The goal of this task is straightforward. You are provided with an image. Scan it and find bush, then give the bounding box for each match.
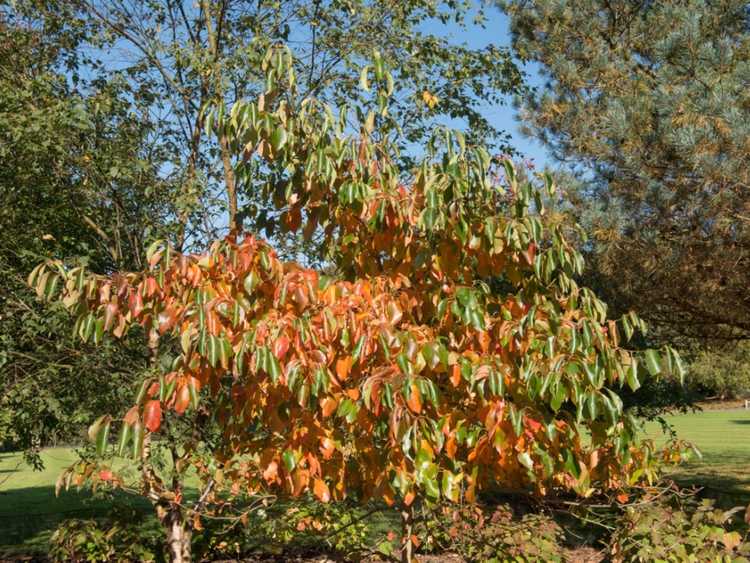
[49,516,161,562]
[192,498,373,561]
[609,496,750,562]
[416,503,564,562]
[688,342,750,400]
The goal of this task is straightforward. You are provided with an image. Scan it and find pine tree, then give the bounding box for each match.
[501,0,750,342]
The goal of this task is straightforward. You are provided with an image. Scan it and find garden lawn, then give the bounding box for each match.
[647,408,750,506]
[0,447,154,556]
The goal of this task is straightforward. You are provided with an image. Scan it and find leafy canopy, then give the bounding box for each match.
[33,48,686,511]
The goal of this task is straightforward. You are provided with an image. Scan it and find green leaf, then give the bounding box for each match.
[352,335,365,362]
[116,423,132,457]
[359,65,370,91]
[132,421,144,460]
[95,418,110,456]
[243,271,260,294]
[644,349,662,376]
[88,415,106,443]
[626,360,640,392]
[270,126,287,151]
[282,450,297,472]
[517,452,534,470]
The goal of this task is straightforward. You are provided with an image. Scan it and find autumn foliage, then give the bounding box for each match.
[30,49,684,516]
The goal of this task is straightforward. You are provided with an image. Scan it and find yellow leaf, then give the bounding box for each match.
[421,90,439,109]
[723,531,741,551]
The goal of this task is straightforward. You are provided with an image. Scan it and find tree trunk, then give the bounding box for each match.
[401,503,415,563]
[201,0,239,234]
[164,504,192,563]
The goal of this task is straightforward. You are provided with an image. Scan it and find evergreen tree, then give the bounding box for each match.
[501,0,750,342]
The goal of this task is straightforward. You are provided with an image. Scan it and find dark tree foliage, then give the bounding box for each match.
[0,5,173,465]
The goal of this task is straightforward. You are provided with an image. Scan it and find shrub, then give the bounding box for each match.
[49,516,161,562]
[688,342,750,400]
[416,503,564,562]
[609,497,750,562]
[193,499,372,560]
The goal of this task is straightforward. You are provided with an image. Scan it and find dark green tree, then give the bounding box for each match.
[501,0,750,342]
[0,4,175,465]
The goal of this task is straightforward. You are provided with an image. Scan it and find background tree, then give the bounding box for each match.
[0,3,176,465]
[72,0,525,256]
[688,342,750,400]
[500,0,750,343]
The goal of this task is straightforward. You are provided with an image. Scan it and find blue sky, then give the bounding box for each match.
[421,7,552,168]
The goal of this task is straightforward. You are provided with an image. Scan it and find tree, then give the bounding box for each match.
[34,51,685,563]
[0,3,176,465]
[501,0,750,342]
[2,0,528,465]
[72,0,525,254]
[688,341,750,400]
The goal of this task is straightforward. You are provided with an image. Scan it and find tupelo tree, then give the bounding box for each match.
[31,49,686,563]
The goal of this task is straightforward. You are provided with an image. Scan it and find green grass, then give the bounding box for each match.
[0,447,152,556]
[647,408,750,506]
[2,408,749,556]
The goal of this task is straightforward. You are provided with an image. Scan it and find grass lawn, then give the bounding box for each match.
[0,447,152,556]
[1,408,749,556]
[647,407,750,506]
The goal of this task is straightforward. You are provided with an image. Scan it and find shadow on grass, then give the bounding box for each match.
[0,485,152,556]
[663,460,750,509]
[731,419,750,425]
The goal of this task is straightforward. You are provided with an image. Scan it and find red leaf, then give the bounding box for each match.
[272,335,290,359]
[128,290,144,318]
[143,400,162,433]
[103,303,118,332]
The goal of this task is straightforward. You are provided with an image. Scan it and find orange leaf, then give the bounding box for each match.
[321,397,338,418]
[123,406,139,426]
[335,356,353,381]
[450,364,461,387]
[406,383,422,414]
[386,301,402,325]
[346,388,360,401]
[263,461,279,483]
[319,438,335,460]
[174,384,190,414]
[143,400,162,433]
[313,479,331,503]
[404,491,415,506]
[446,435,457,459]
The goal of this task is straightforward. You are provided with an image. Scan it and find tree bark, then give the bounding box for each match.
[201,0,239,234]
[164,504,192,563]
[400,503,415,563]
